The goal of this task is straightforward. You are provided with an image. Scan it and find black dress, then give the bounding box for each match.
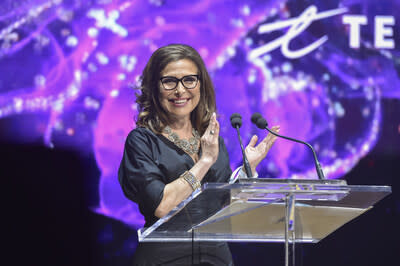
[119,127,234,266]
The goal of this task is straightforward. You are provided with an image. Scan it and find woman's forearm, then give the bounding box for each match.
[154,157,214,218]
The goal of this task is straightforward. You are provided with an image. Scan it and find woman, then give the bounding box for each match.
[119,44,279,265]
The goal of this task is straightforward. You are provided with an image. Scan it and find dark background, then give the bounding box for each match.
[2,99,399,266]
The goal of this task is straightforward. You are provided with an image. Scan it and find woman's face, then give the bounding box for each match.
[159,59,201,122]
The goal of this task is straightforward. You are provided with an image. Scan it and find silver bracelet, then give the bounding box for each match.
[181,170,201,191]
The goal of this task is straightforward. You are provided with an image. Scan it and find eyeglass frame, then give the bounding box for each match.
[159,74,200,90]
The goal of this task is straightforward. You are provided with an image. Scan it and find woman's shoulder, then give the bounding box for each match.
[128,126,154,136]
[126,127,159,145]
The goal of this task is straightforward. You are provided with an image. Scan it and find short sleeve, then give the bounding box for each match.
[118,129,165,219]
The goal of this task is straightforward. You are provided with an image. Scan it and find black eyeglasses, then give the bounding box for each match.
[160,75,199,90]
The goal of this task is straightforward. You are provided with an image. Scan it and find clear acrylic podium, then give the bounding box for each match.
[137,178,391,266]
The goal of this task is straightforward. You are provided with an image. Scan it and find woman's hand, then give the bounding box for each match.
[199,113,220,166]
[245,125,280,175]
[155,113,220,218]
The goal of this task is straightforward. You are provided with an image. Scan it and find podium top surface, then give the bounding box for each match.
[138,179,391,243]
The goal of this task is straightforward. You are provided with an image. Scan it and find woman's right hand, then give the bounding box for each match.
[199,112,220,165]
[155,113,219,218]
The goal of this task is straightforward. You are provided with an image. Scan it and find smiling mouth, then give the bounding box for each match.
[169,98,190,104]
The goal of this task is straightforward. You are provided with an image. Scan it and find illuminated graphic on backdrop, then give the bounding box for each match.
[1,0,399,226]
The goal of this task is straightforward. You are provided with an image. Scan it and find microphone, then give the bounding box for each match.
[251,113,326,180]
[230,113,253,177]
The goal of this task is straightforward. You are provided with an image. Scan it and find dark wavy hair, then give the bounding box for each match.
[135,44,216,135]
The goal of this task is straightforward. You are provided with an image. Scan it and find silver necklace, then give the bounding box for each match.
[164,126,200,155]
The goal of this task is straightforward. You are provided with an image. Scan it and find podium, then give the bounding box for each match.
[137,179,391,265]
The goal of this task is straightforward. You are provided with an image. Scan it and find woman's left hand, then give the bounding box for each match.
[245,125,280,175]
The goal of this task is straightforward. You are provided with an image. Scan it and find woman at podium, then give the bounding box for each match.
[118,44,279,265]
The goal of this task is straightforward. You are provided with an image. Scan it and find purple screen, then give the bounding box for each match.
[1,0,399,227]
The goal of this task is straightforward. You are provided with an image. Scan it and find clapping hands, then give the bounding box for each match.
[245,125,280,174]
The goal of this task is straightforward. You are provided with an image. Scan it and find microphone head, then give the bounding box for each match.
[251,112,262,124]
[230,113,242,128]
[230,113,241,121]
[255,117,268,129]
[251,113,268,129]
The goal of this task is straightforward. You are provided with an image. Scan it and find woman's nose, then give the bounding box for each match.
[174,82,186,95]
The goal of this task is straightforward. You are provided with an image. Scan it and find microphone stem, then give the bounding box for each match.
[236,126,253,177]
[264,127,325,180]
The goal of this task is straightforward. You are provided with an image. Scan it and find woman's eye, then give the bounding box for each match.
[163,78,176,84]
[183,77,195,83]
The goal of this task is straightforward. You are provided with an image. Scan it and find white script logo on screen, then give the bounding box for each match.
[248,5,396,60]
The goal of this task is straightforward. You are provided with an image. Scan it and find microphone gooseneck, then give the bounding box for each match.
[251,112,325,180]
[230,113,253,178]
